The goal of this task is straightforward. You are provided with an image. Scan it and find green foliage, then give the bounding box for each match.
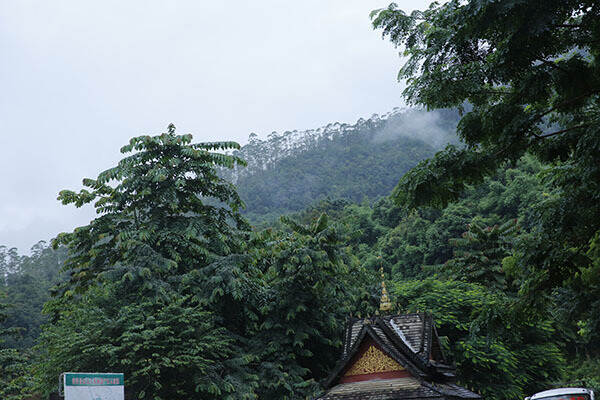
[0,242,65,399]
[34,125,373,400]
[391,279,564,400]
[372,0,600,388]
[2,133,594,399]
[0,295,33,399]
[0,242,67,349]
[391,145,499,209]
[37,125,257,399]
[564,356,600,392]
[265,157,583,398]
[0,246,22,283]
[444,219,519,291]
[52,124,247,296]
[38,289,253,399]
[374,158,542,279]
[372,0,600,302]
[248,214,373,399]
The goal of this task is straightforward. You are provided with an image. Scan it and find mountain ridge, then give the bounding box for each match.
[226,107,460,217]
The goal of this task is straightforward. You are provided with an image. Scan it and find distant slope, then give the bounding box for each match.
[227,108,459,217]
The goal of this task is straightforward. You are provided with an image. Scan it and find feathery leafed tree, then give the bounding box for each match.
[372,0,600,355]
[36,125,259,399]
[445,219,519,291]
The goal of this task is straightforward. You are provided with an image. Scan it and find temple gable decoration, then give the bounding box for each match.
[344,343,404,377]
[316,270,482,399]
[338,336,410,384]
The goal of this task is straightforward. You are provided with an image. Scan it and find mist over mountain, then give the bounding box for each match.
[226,108,460,218]
[373,107,459,147]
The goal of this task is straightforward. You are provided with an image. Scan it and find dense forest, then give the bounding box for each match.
[225,108,459,219]
[1,0,599,399]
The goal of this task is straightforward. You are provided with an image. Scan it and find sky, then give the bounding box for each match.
[0,0,431,253]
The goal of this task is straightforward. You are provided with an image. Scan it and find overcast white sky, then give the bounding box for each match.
[0,0,430,253]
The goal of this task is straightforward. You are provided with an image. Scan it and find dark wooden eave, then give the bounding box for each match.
[379,317,456,380]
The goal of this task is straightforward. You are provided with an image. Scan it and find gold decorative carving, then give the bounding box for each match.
[344,345,405,376]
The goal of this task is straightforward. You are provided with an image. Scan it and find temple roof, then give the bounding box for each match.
[343,313,443,363]
[319,377,481,400]
[316,313,481,400]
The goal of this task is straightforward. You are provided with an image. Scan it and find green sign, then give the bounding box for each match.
[65,373,123,386]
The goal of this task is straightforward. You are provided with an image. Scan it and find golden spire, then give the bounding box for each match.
[379,265,392,313]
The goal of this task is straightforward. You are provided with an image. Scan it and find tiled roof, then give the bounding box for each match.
[345,313,443,365]
[371,324,396,352]
[385,314,426,354]
[343,318,366,358]
[319,377,441,400]
[424,382,482,399]
[318,378,481,400]
[325,323,426,389]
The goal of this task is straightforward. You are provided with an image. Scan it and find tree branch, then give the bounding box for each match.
[555,24,581,28]
[534,124,591,139]
[532,88,600,122]
[468,89,513,96]
[539,59,570,74]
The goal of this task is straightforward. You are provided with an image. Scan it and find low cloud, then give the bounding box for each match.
[373,108,459,148]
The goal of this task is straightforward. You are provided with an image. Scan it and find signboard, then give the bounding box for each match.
[63,373,124,400]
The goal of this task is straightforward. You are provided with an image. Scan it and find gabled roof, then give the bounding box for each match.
[344,314,438,360]
[325,321,426,388]
[316,313,481,400]
[334,313,453,384]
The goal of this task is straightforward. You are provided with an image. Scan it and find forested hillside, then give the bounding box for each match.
[0,243,66,349]
[227,108,459,218]
[3,151,598,399]
[270,156,582,397]
[1,0,599,399]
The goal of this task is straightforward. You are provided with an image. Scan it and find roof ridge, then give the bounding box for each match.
[375,317,431,373]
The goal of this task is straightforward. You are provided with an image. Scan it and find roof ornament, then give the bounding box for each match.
[379,259,392,313]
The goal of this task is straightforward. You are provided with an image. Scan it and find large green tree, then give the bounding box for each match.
[36,125,258,399]
[372,0,600,346]
[444,219,518,291]
[247,213,373,399]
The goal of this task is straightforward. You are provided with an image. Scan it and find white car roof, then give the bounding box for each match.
[531,388,592,400]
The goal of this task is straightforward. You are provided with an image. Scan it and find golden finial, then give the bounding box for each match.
[379,265,392,313]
